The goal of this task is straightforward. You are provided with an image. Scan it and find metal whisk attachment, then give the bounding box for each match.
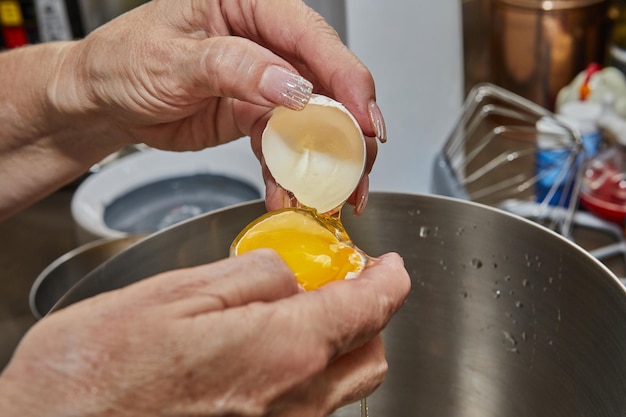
[432,83,583,237]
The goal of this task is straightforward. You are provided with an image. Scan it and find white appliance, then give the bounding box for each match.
[72,142,265,243]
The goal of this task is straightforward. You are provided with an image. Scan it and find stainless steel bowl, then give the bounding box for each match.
[50,193,626,416]
[30,235,145,319]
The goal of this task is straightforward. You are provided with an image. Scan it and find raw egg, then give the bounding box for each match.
[231,208,365,290]
[230,94,368,290]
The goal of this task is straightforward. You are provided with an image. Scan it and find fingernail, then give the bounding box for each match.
[380,252,405,266]
[260,66,313,110]
[353,176,369,216]
[368,100,387,143]
[354,191,368,216]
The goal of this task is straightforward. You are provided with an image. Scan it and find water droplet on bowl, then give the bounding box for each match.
[503,331,517,346]
[471,258,483,269]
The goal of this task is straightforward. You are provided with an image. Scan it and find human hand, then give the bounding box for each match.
[51,0,385,213]
[0,250,410,417]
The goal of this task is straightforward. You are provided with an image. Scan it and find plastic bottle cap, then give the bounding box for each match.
[558,100,602,136]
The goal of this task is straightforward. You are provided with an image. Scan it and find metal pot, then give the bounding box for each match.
[493,0,612,110]
[463,0,612,110]
[50,193,626,416]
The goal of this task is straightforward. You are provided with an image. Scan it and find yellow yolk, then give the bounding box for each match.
[231,208,364,290]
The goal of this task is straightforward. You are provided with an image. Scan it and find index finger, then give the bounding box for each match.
[223,0,379,138]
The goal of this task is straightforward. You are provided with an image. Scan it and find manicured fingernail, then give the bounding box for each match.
[368,100,387,143]
[260,66,313,110]
[354,191,368,216]
[353,176,369,216]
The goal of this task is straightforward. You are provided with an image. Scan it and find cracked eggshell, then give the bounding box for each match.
[262,94,367,214]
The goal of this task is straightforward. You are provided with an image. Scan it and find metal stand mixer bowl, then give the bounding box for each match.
[50,193,626,416]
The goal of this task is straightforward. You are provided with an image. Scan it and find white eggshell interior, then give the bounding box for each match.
[262,95,366,213]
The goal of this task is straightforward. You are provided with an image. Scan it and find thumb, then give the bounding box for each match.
[197,37,313,110]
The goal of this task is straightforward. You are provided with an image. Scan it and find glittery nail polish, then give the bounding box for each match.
[260,66,313,110]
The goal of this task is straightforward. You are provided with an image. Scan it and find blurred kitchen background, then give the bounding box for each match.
[3,1,626,192]
[0,0,464,194]
[2,0,626,369]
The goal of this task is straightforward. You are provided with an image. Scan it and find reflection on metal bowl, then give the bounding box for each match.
[48,192,626,416]
[29,235,146,320]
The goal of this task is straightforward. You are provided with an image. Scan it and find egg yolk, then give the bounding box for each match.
[231,208,364,290]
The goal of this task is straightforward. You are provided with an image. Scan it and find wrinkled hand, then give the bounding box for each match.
[52,0,384,212]
[0,250,410,417]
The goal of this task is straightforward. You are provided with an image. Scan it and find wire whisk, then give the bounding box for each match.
[432,83,584,238]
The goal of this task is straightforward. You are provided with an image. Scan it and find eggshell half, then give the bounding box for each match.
[262,94,366,213]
